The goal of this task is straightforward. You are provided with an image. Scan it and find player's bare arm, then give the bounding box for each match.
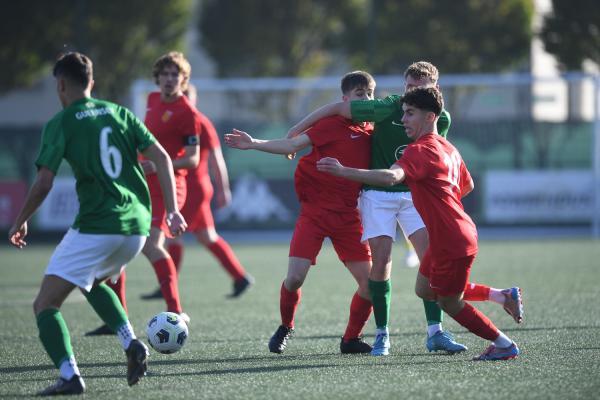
[225,129,312,155]
[142,143,187,236]
[317,157,405,187]
[208,147,232,208]
[172,143,200,170]
[286,101,351,139]
[8,167,55,248]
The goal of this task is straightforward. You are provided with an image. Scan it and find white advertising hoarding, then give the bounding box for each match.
[484,170,594,223]
[37,177,78,230]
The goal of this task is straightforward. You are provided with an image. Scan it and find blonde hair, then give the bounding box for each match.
[404,61,439,85]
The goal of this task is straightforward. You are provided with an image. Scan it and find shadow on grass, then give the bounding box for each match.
[204,330,432,343]
[0,349,467,384]
[81,356,467,381]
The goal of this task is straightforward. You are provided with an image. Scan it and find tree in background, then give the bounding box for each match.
[346,0,534,74]
[0,0,191,101]
[198,0,362,77]
[199,0,533,77]
[539,0,600,70]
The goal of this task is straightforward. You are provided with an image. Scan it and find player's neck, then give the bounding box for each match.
[414,128,438,141]
[62,91,91,108]
[161,91,183,103]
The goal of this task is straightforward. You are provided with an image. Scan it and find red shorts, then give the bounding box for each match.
[180,179,214,232]
[289,204,371,265]
[419,250,475,297]
[149,176,187,234]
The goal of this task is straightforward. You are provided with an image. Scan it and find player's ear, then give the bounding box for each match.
[56,77,66,93]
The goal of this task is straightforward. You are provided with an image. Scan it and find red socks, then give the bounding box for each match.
[167,242,184,274]
[343,293,373,341]
[207,238,246,281]
[280,282,301,328]
[152,258,182,313]
[105,271,127,314]
[463,283,491,301]
[453,303,499,341]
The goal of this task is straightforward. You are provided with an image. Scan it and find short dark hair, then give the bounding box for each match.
[401,86,444,116]
[340,71,375,95]
[53,52,93,88]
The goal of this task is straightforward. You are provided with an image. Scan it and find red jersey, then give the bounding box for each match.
[397,133,478,261]
[144,92,202,185]
[186,112,220,190]
[295,115,372,212]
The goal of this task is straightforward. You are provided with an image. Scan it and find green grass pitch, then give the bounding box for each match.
[1,238,599,399]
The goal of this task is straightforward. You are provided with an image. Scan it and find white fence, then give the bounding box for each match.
[128,73,600,235]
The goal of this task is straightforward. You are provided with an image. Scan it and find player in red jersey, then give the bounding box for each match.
[140,83,254,301]
[317,86,522,360]
[85,52,199,336]
[138,51,201,321]
[225,71,376,354]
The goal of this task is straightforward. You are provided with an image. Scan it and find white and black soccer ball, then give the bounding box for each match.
[146,311,189,354]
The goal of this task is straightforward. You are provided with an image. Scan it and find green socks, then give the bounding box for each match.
[423,299,443,326]
[369,279,391,329]
[83,282,128,332]
[36,308,73,368]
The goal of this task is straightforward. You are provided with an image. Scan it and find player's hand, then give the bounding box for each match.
[8,222,28,249]
[284,127,302,160]
[140,160,157,175]
[166,211,187,237]
[224,129,253,150]
[316,157,344,176]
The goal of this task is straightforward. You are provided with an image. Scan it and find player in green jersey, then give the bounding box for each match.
[287,61,467,356]
[8,52,186,396]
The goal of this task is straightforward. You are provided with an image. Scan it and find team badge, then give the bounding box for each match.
[395,145,408,160]
[161,110,173,122]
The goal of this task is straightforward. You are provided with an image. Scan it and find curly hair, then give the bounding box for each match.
[404,61,439,85]
[152,51,191,90]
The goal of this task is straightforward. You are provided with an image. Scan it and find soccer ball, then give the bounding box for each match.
[146,311,189,354]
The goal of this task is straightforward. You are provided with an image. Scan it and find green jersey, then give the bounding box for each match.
[35,97,156,235]
[351,95,451,192]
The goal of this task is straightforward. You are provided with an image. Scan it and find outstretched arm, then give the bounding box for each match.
[287,102,351,138]
[225,129,312,155]
[317,157,405,187]
[8,167,55,248]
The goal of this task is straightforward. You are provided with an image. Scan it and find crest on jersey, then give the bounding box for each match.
[161,110,173,122]
[395,145,408,160]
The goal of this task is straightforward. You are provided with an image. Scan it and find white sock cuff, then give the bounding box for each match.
[59,356,80,380]
[116,320,137,350]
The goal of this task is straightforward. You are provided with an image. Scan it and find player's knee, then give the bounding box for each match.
[436,297,462,316]
[369,265,389,281]
[357,285,370,299]
[285,274,305,291]
[196,229,218,246]
[33,295,52,316]
[414,285,427,300]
